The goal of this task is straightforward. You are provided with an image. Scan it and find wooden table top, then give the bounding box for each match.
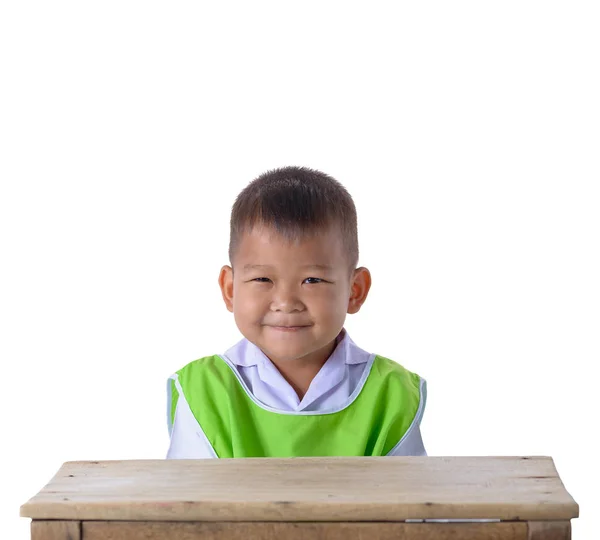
[20,456,578,522]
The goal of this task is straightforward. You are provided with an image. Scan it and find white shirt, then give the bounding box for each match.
[167,329,427,458]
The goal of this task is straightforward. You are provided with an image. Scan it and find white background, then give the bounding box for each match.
[1,2,598,538]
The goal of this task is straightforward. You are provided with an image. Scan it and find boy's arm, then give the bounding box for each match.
[387,426,427,456]
[387,377,428,457]
[166,376,218,459]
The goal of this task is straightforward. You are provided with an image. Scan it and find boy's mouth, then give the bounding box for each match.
[265,325,312,332]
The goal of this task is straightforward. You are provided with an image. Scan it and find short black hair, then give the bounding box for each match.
[229,166,359,268]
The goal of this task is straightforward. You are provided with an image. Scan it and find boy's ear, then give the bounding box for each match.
[218,265,234,312]
[347,267,371,314]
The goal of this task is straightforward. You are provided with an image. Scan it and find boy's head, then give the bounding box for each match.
[219,166,371,366]
[228,166,359,270]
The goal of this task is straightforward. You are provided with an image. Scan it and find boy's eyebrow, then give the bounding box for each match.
[242,264,270,272]
[242,264,333,272]
[301,264,334,271]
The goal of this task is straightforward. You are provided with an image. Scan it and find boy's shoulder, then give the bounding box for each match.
[171,355,227,379]
[371,354,424,388]
[372,353,422,376]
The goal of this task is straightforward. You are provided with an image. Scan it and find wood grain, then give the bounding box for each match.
[528,521,571,539]
[83,520,529,540]
[20,456,579,522]
[31,520,80,540]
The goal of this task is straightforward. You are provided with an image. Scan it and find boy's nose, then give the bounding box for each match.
[270,287,304,312]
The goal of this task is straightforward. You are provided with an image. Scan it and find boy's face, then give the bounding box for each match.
[219,225,371,366]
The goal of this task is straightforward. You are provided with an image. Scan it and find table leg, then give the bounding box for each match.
[528,521,571,540]
[31,520,81,540]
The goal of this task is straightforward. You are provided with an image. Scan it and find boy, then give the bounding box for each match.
[166,166,427,458]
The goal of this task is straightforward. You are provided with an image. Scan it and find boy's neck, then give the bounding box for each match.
[268,339,338,400]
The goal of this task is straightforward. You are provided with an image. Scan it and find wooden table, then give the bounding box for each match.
[21,456,578,539]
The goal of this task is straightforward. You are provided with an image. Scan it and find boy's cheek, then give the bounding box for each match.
[232,298,266,322]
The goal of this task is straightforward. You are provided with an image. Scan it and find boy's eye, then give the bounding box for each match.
[250,277,326,284]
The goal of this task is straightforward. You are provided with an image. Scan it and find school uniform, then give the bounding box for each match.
[167,329,427,458]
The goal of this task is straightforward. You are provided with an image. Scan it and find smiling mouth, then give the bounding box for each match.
[267,325,311,331]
